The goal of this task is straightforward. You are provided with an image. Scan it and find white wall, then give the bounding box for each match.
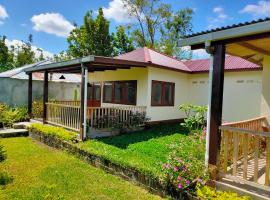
[188,71,262,122]
[146,67,189,121]
[88,66,262,123]
[261,56,270,121]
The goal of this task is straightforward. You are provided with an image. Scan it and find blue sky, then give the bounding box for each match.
[0,0,270,58]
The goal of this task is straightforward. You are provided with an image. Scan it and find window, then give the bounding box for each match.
[103,80,137,105]
[151,80,175,106]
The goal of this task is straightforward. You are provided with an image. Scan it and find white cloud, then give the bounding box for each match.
[192,49,209,59]
[31,13,75,37]
[0,4,8,25]
[240,1,270,18]
[103,0,133,23]
[5,39,53,59]
[208,6,229,29]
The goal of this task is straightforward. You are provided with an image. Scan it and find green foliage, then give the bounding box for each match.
[162,134,207,190]
[179,104,207,133]
[112,26,135,56]
[196,185,251,200]
[67,9,113,57]
[0,36,15,72]
[0,171,13,186]
[0,145,6,162]
[122,0,193,58]
[28,123,78,142]
[32,100,44,119]
[0,103,28,127]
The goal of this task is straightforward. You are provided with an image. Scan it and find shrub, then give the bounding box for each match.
[32,100,43,119]
[0,171,13,186]
[179,104,207,134]
[196,185,251,200]
[162,134,208,191]
[28,123,78,142]
[0,144,6,162]
[0,103,28,127]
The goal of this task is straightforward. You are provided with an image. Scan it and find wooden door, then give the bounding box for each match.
[87,83,101,107]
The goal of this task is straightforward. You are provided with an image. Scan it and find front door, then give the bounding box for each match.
[87,82,101,107]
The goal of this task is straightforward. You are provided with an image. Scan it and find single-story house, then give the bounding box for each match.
[0,61,81,106]
[24,46,263,140]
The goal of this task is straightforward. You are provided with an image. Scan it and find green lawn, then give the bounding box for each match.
[0,137,163,200]
[78,124,188,177]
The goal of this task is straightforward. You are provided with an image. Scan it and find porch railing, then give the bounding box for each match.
[219,117,270,187]
[50,100,80,106]
[87,106,147,129]
[46,102,81,131]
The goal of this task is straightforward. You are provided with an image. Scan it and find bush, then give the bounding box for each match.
[28,123,78,142]
[179,104,207,134]
[0,145,6,162]
[196,185,251,200]
[0,171,13,186]
[32,100,43,119]
[0,103,28,127]
[162,134,208,191]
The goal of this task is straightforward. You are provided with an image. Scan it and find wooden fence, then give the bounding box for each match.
[87,106,147,129]
[46,102,81,131]
[219,117,270,187]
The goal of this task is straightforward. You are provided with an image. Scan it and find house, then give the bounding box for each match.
[179,18,270,197]
[0,61,81,106]
[24,47,262,139]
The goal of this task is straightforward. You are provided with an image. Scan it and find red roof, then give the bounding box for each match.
[115,47,261,73]
[115,47,191,72]
[184,56,261,72]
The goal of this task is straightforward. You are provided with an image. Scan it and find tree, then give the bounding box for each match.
[159,8,193,59]
[0,36,14,72]
[122,0,171,48]
[112,26,134,56]
[67,8,113,57]
[122,0,193,58]
[14,34,35,67]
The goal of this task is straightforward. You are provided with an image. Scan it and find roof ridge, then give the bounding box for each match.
[144,47,151,62]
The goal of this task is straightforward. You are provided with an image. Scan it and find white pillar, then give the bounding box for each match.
[83,67,88,139]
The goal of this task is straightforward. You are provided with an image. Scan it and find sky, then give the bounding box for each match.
[1,0,270,59]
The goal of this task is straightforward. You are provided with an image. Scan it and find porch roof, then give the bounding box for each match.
[25,55,148,74]
[178,18,270,66]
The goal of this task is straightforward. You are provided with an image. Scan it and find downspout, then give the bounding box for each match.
[204,41,214,169]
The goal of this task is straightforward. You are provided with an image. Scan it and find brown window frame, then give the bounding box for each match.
[151,80,175,106]
[103,80,137,105]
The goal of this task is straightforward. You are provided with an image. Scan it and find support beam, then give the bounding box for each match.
[237,42,270,56]
[80,66,86,140]
[43,71,49,124]
[208,44,225,167]
[28,73,32,118]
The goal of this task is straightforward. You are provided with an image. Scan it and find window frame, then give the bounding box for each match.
[151,80,175,106]
[103,80,137,105]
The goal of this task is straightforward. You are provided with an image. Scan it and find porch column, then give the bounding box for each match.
[43,71,49,124]
[80,65,88,140]
[28,73,33,118]
[207,43,225,168]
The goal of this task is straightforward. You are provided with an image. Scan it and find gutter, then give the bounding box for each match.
[178,20,270,47]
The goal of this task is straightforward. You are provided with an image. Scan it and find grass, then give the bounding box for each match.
[77,124,189,177]
[0,137,163,200]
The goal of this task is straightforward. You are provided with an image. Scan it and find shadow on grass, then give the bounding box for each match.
[96,123,188,149]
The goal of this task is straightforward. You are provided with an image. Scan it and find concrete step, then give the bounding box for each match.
[0,128,28,138]
[13,122,32,129]
[216,178,270,200]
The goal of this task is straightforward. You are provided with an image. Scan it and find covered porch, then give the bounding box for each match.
[25,56,148,140]
[179,18,270,196]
